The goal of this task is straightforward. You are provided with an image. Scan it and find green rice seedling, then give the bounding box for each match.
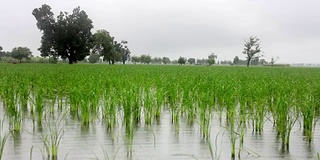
[34,87,45,126]
[79,92,91,126]
[143,87,154,126]
[172,94,183,133]
[103,87,118,131]
[121,88,137,159]
[0,119,9,160]
[223,81,242,160]
[166,81,179,123]
[87,81,102,116]
[132,88,142,125]
[182,84,198,126]
[272,93,298,150]
[197,97,211,140]
[299,93,316,143]
[69,88,80,118]
[18,81,30,113]
[4,86,22,134]
[296,80,318,143]
[35,112,66,160]
[154,86,165,123]
[93,145,122,160]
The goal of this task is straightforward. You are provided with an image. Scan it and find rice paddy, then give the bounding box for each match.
[0,63,320,159]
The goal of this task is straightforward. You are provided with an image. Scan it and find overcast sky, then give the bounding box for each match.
[1,0,320,64]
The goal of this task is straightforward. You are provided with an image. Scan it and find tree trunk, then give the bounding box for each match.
[246,57,251,67]
[122,60,126,65]
[68,57,73,64]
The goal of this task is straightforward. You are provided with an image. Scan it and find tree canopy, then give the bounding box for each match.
[11,47,33,63]
[178,57,186,65]
[140,55,152,64]
[0,46,4,59]
[207,53,217,66]
[188,58,196,65]
[91,30,131,65]
[92,29,115,64]
[131,55,140,64]
[162,57,170,65]
[243,36,262,67]
[32,4,93,64]
[88,53,101,63]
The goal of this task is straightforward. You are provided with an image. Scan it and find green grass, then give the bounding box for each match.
[0,64,320,159]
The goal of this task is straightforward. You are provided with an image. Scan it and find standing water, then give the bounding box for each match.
[1,103,320,160]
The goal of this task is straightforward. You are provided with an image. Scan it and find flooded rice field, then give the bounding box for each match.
[1,104,319,160]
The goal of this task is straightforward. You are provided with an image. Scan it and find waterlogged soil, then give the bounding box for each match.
[1,105,320,160]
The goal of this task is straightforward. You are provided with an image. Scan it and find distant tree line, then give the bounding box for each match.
[128,53,218,65]
[0,46,33,63]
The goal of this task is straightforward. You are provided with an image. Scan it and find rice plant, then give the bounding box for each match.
[0,119,9,160]
[34,112,66,160]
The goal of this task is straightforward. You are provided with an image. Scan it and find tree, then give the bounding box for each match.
[187,58,196,65]
[119,40,131,64]
[140,54,151,64]
[259,58,267,65]
[131,55,140,64]
[270,56,279,67]
[243,36,262,67]
[48,57,58,64]
[172,60,178,64]
[162,57,171,65]
[233,56,239,65]
[196,58,207,65]
[251,57,260,65]
[178,56,186,65]
[0,46,4,59]
[152,57,162,64]
[32,4,93,64]
[88,53,101,63]
[11,47,32,63]
[92,30,116,64]
[207,53,217,66]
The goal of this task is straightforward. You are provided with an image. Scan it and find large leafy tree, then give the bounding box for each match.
[92,30,115,64]
[162,57,170,65]
[32,4,93,64]
[233,56,240,65]
[11,47,33,63]
[152,57,162,64]
[243,36,262,67]
[178,56,186,65]
[207,53,217,66]
[131,55,140,64]
[119,41,131,64]
[88,53,101,63]
[92,30,130,65]
[188,58,196,65]
[140,54,152,64]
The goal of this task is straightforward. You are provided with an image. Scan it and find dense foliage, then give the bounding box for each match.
[32,5,93,64]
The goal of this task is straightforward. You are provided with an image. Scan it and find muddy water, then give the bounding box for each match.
[1,105,320,160]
